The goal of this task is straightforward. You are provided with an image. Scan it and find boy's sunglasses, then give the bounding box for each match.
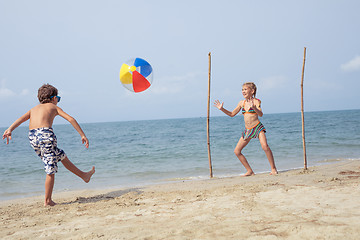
[51,95,61,102]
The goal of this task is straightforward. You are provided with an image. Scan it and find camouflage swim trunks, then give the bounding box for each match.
[29,127,67,174]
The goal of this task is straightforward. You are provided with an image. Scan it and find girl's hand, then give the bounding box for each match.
[214,100,224,110]
[247,98,255,108]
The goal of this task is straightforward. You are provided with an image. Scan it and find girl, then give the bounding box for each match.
[214,82,278,176]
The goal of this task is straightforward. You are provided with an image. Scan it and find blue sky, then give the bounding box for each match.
[1,0,360,127]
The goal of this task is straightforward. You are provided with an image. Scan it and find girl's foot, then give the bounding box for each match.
[270,169,278,175]
[242,171,255,177]
[44,200,56,207]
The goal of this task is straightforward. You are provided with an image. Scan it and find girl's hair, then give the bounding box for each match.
[243,82,257,98]
[38,84,58,103]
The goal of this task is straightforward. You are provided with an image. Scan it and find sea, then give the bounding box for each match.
[1,109,359,201]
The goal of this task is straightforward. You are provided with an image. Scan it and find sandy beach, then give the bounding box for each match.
[1,160,360,240]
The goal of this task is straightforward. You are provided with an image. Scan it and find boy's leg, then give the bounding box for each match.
[258,131,278,175]
[234,137,254,176]
[45,174,56,206]
[61,157,95,183]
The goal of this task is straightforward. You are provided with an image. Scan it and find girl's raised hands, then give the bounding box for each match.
[246,98,255,108]
[214,100,224,110]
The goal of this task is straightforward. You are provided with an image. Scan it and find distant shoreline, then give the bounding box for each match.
[1,108,359,128]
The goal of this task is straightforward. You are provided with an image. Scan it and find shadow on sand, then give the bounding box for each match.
[60,188,143,205]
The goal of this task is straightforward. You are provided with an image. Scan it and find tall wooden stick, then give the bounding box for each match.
[301,47,307,170]
[207,52,213,178]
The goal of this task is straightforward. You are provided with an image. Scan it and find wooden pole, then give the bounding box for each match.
[301,47,307,170]
[207,52,213,178]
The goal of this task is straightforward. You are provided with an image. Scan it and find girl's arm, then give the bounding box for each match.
[2,111,30,144]
[56,107,89,148]
[214,100,242,117]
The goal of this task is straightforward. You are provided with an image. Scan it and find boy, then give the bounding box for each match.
[2,84,95,206]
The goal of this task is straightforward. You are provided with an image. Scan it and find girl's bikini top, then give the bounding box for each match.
[241,107,256,114]
[241,99,260,114]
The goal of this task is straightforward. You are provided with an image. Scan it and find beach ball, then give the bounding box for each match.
[119,58,153,93]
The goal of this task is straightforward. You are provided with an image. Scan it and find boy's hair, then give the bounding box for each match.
[243,82,257,98]
[38,84,58,103]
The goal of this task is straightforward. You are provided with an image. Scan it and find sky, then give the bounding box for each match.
[1,0,360,127]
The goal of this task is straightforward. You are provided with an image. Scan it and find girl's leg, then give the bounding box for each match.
[234,137,254,176]
[61,157,95,183]
[258,131,278,175]
[45,174,56,206]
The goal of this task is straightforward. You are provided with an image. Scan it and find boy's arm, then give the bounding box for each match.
[56,107,89,148]
[2,111,30,144]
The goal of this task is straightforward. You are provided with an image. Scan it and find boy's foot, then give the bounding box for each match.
[44,200,56,207]
[242,171,255,177]
[270,169,278,175]
[83,166,95,183]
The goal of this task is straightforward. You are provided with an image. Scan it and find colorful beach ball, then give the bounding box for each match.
[119,58,153,93]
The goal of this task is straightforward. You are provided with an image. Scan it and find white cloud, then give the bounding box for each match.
[20,89,30,95]
[341,56,360,72]
[151,71,206,95]
[0,87,16,98]
[258,75,288,90]
[0,79,15,98]
[0,79,29,98]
